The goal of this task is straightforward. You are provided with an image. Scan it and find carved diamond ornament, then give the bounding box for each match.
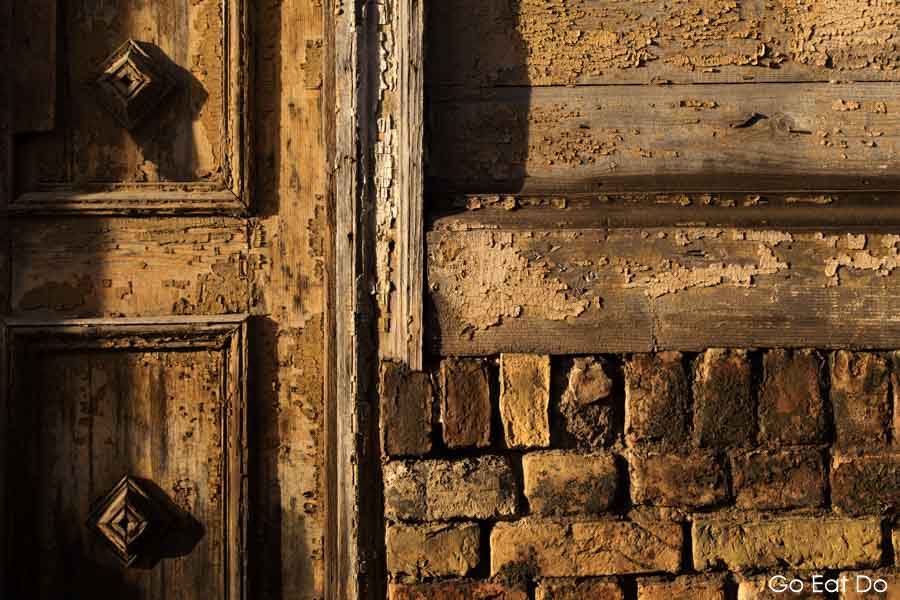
[93,39,176,130]
[86,475,175,566]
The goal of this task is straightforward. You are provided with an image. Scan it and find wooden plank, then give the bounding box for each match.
[428,226,900,355]
[429,83,900,193]
[428,0,900,87]
[430,193,900,231]
[9,190,247,216]
[247,0,329,597]
[10,217,250,318]
[327,0,379,596]
[0,322,7,595]
[375,0,425,369]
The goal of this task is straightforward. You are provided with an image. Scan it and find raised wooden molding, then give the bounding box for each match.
[325,0,393,596]
[92,40,178,131]
[5,1,251,216]
[374,0,425,370]
[86,475,176,567]
[1,316,248,598]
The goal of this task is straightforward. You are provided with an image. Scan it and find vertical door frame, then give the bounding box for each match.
[326,0,425,598]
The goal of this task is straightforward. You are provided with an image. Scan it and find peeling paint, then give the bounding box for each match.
[430,233,593,332]
[628,244,789,298]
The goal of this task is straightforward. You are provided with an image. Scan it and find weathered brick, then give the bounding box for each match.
[439,358,491,448]
[831,351,890,448]
[500,354,551,448]
[832,452,900,515]
[758,349,826,444]
[536,578,623,600]
[557,356,616,449]
[389,581,527,600]
[639,575,727,600]
[491,517,682,577]
[383,456,518,521]
[381,361,433,456]
[731,448,825,510]
[693,349,754,448]
[630,449,728,509]
[839,573,900,599]
[625,352,690,448]
[386,522,480,579]
[738,574,821,600]
[693,516,882,571]
[523,451,618,516]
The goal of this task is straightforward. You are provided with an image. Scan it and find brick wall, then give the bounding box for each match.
[379,350,900,599]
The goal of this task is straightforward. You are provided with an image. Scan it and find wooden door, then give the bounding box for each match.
[1,1,328,599]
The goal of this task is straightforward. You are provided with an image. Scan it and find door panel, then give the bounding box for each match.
[3,320,247,600]
[9,0,249,214]
[3,0,329,597]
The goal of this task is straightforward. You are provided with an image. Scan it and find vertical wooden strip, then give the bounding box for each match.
[396,0,425,370]
[0,325,7,595]
[327,0,379,597]
[1,0,11,207]
[11,0,55,132]
[375,0,425,370]
[227,324,248,600]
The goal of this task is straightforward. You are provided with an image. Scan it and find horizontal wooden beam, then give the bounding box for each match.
[429,83,900,193]
[427,222,900,355]
[428,0,900,87]
[429,193,900,231]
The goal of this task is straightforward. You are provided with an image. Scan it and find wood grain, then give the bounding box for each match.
[428,0,900,87]
[11,0,55,132]
[10,217,250,318]
[376,0,425,370]
[429,193,900,230]
[3,320,247,600]
[427,224,900,355]
[328,0,382,594]
[4,1,329,598]
[249,0,330,597]
[9,0,250,212]
[429,83,900,193]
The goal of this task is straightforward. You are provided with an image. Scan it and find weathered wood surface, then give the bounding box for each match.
[3,1,329,598]
[10,0,250,210]
[429,83,900,193]
[375,0,426,370]
[9,218,250,317]
[427,222,900,355]
[4,322,246,599]
[429,0,900,87]
[328,0,379,593]
[247,1,328,598]
[11,0,55,132]
[430,193,900,230]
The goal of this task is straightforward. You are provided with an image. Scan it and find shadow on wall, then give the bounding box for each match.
[425,0,531,196]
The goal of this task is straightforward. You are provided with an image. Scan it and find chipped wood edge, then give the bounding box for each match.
[429,192,900,232]
[396,0,425,370]
[326,0,382,597]
[226,318,249,600]
[375,0,425,369]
